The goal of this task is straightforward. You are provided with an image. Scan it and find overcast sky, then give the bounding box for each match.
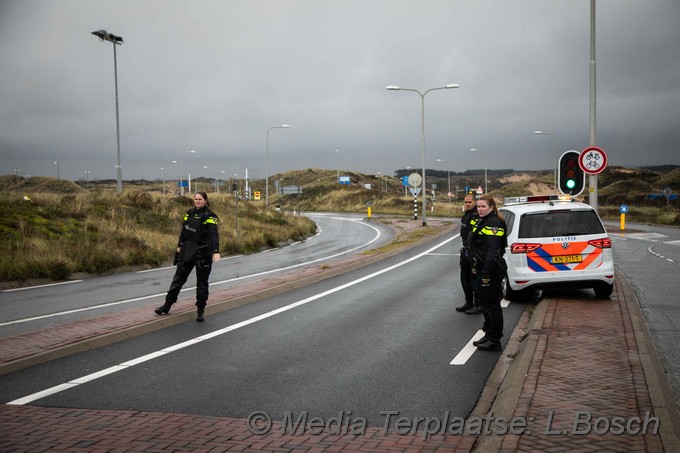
[1,0,679,182]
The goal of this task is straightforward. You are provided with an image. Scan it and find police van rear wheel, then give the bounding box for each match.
[503,274,533,302]
[502,274,520,301]
[593,282,614,298]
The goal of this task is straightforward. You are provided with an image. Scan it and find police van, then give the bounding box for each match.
[499,194,614,300]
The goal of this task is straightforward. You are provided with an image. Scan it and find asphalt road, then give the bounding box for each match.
[607,221,680,408]
[0,213,393,337]
[0,231,525,427]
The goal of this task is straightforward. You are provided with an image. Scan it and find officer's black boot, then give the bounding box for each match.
[154,302,173,315]
[477,338,502,351]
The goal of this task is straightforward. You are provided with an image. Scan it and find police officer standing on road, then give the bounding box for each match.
[468,194,507,351]
[456,194,482,314]
[155,191,221,322]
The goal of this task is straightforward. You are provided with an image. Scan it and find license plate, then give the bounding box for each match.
[551,254,583,264]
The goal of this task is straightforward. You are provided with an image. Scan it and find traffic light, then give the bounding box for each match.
[558,150,585,195]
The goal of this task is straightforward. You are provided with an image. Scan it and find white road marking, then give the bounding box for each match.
[8,234,461,405]
[451,330,485,365]
[1,280,83,293]
[609,232,667,241]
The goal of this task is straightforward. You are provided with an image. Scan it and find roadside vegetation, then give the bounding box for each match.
[2,164,677,283]
[0,179,316,282]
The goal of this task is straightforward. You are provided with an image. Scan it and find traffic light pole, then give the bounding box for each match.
[589,0,598,211]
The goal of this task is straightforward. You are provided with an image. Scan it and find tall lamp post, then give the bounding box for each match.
[266,124,290,208]
[335,148,340,183]
[436,158,451,197]
[534,131,557,190]
[470,148,488,194]
[160,167,166,195]
[386,84,459,226]
[91,29,124,194]
[174,149,196,195]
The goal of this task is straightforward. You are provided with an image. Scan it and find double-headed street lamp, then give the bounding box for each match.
[470,148,488,194]
[386,84,459,226]
[266,124,290,208]
[91,29,124,194]
[534,131,557,190]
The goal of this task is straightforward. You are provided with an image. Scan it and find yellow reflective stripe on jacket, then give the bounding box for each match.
[203,217,217,225]
[477,225,504,236]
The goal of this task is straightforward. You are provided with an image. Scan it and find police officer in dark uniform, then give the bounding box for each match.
[467,194,507,351]
[155,191,220,322]
[456,194,482,314]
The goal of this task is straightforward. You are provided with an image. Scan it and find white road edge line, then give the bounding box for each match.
[1,280,83,292]
[7,233,459,406]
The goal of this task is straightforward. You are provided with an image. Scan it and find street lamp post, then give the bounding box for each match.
[91,29,124,194]
[534,131,557,190]
[161,167,166,195]
[335,148,340,183]
[386,84,459,226]
[171,160,180,195]
[266,124,290,208]
[174,150,196,195]
[53,161,60,179]
[436,158,451,198]
[85,170,91,189]
[470,148,488,194]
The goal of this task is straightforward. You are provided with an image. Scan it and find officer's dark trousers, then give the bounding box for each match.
[460,255,477,306]
[165,259,212,310]
[475,271,504,340]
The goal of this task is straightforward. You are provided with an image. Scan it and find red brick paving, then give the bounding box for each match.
[2,234,680,451]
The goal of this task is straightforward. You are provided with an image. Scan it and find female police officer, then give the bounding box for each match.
[155,191,220,321]
[467,194,507,351]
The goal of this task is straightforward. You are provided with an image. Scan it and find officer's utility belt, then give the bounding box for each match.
[471,252,507,275]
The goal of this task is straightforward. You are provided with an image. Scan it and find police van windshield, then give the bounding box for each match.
[518,210,605,238]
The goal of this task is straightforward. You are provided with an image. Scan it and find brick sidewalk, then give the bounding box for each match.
[473,272,680,453]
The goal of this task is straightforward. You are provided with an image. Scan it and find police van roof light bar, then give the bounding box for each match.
[504,194,573,205]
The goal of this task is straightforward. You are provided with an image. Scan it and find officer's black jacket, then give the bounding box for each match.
[467,211,506,277]
[460,206,479,249]
[177,206,220,254]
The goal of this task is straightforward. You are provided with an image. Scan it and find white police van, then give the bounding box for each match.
[499,195,615,301]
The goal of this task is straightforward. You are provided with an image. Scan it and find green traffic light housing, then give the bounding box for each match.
[558,151,585,196]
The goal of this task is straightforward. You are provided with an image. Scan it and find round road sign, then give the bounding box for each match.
[408,172,422,187]
[579,146,608,175]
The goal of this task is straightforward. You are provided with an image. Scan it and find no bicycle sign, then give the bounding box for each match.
[579,146,608,175]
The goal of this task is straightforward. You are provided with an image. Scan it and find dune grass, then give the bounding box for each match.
[0,190,316,282]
